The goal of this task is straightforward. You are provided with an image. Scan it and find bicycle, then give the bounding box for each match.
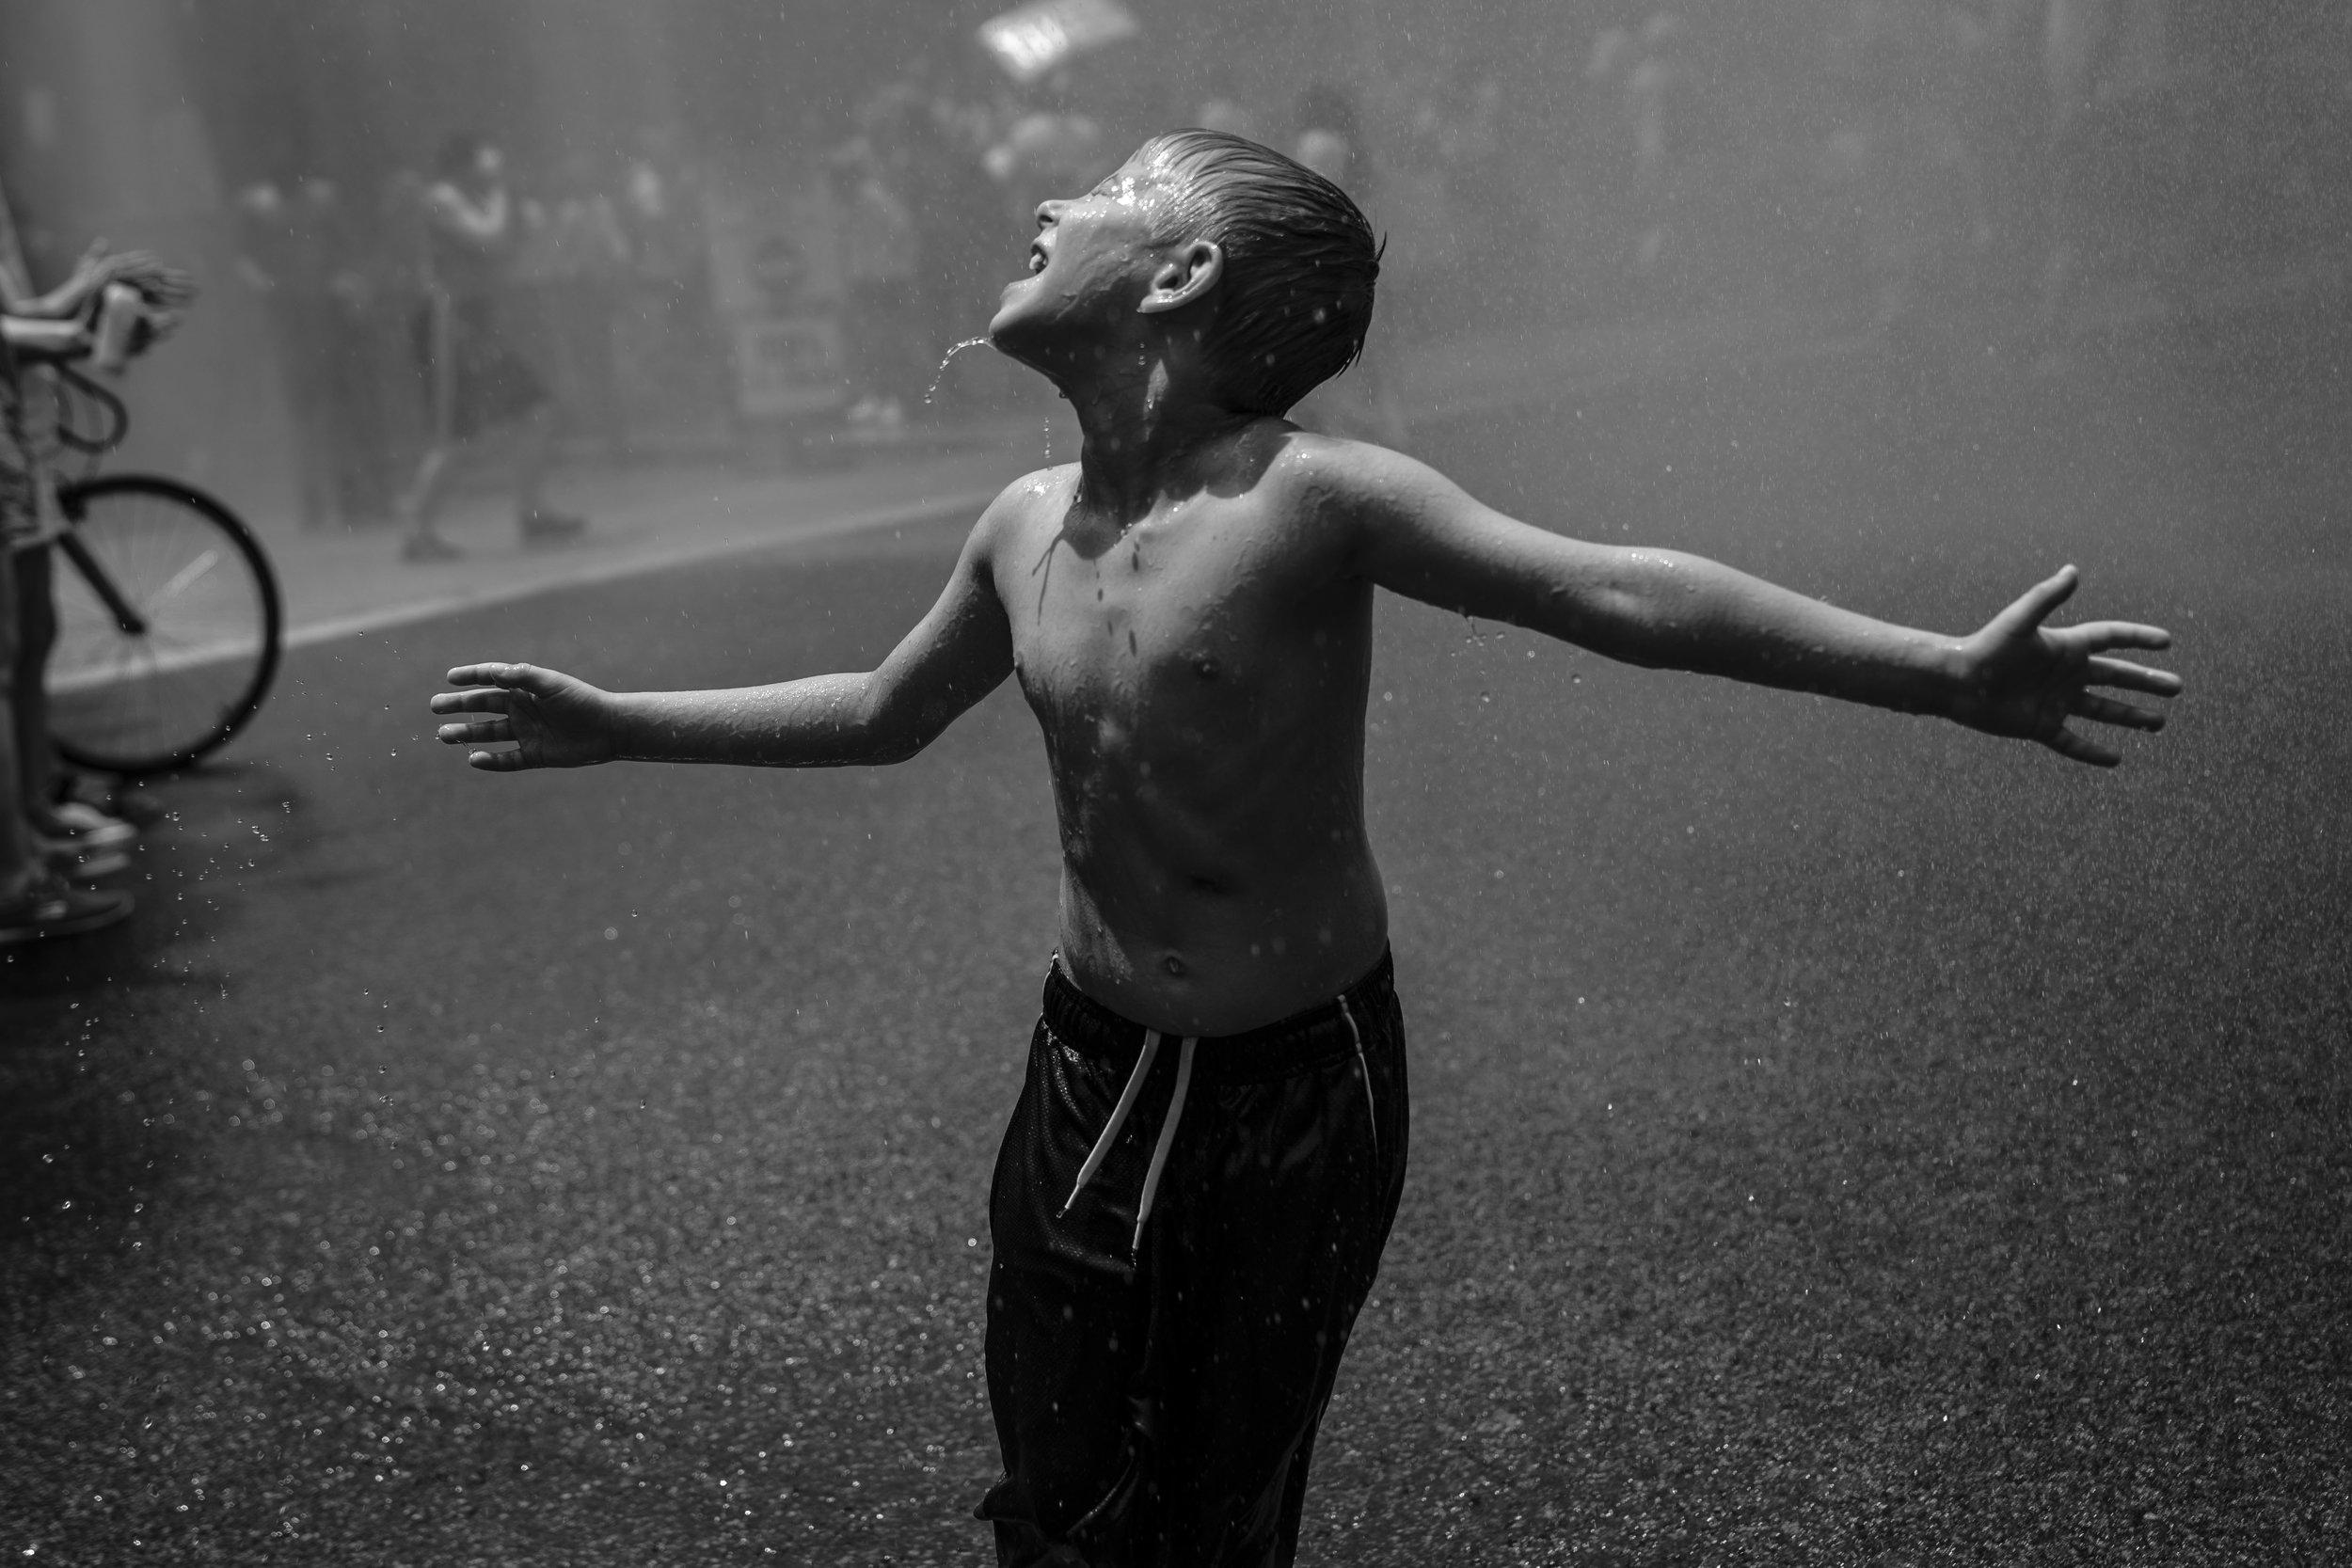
[40,362,283,775]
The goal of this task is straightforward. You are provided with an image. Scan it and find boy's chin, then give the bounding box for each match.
[984,312,1055,373]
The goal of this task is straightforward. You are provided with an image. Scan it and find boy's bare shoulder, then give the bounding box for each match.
[971,464,1080,549]
[1255,428,1448,527]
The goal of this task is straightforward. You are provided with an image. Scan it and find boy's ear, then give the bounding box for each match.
[1137,240,1223,314]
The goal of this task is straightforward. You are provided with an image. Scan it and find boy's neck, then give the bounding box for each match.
[1057,348,1251,525]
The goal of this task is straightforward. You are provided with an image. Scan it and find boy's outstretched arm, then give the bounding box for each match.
[430,499,1017,772]
[1329,443,2180,767]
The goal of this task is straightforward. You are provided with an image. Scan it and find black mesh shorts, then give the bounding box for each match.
[977,951,1410,1567]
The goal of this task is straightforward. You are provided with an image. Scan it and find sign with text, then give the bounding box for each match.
[977,0,1139,85]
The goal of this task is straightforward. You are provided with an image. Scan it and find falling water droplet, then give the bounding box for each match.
[923,337,994,405]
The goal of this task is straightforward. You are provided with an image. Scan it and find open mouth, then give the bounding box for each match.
[1026,242,1049,275]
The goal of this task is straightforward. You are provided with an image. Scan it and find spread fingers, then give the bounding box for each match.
[437,718,513,745]
[2086,656,2183,697]
[430,689,512,716]
[2070,691,2166,732]
[2043,724,2122,768]
[2065,620,2171,652]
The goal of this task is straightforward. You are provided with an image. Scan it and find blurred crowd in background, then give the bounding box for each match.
[0,0,2345,536]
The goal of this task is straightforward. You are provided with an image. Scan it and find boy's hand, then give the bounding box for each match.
[1947,567,2180,767]
[432,663,619,771]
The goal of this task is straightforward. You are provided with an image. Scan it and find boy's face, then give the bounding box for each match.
[989,155,1190,371]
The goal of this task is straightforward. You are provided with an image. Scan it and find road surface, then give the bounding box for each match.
[5,313,2347,1564]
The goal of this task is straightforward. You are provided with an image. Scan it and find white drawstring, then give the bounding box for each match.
[1131,1037,1196,1253]
[1061,1028,1162,1215]
[1338,995,1379,1160]
[1060,984,1373,1251]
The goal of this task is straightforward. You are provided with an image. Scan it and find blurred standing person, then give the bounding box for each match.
[0,287,134,939]
[1622,13,1695,284]
[1584,24,1639,218]
[515,153,631,460]
[619,125,711,290]
[2037,0,2176,362]
[616,125,725,437]
[1431,67,1526,314]
[829,141,922,435]
[1967,0,2059,277]
[1292,84,1409,446]
[864,77,1003,410]
[0,207,189,879]
[398,133,584,564]
[1820,0,1997,325]
[235,176,391,529]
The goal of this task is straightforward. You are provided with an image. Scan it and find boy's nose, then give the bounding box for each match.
[1035,199,1065,229]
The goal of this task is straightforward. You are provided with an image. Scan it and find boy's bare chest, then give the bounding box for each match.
[999,501,1338,725]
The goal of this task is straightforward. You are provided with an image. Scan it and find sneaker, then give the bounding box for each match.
[36,835,134,882]
[78,784,165,829]
[518,509,587,546]
[401,531,465,564]
[0,877,134,945]
[43,800,139,851]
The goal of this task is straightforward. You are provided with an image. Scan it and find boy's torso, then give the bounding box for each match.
[986,426,1391,1037]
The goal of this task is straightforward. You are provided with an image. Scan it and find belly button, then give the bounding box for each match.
[1162,955,1187,977]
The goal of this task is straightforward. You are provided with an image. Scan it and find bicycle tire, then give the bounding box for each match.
[45,474,284,776]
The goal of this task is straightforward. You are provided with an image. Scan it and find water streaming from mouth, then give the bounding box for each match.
[924,337,996,405]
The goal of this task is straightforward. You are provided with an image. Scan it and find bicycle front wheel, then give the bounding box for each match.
[46,475,283,775]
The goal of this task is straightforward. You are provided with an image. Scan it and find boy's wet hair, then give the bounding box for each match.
[1135,129,1380,417]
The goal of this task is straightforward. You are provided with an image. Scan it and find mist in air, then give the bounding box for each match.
[2,2,2347,1563]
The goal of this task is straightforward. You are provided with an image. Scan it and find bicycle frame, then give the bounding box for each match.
[48,363,143,632]
[53,525,147,636]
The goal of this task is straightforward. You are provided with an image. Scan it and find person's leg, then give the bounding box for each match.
[10,542,63,831]
[979,1009,1162,1563]
[510,400,587,544]
[979,960,1410,1567]
[1138,979,1408,1561]
[895,280,932,417]
[288,295,350,531]
[0,543,37,898]
[0,542,130,938]
[401,295,464,560]
[11,542,134,847]
[842,284,889,422]
[397,439,461,560]
[510,402,554,520]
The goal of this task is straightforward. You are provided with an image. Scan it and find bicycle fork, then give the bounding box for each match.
[55,517,149,638]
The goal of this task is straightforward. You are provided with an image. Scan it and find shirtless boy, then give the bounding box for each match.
[431,131,2179,1565]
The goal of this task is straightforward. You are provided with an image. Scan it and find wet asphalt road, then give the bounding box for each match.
[5,315,2348,1566]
